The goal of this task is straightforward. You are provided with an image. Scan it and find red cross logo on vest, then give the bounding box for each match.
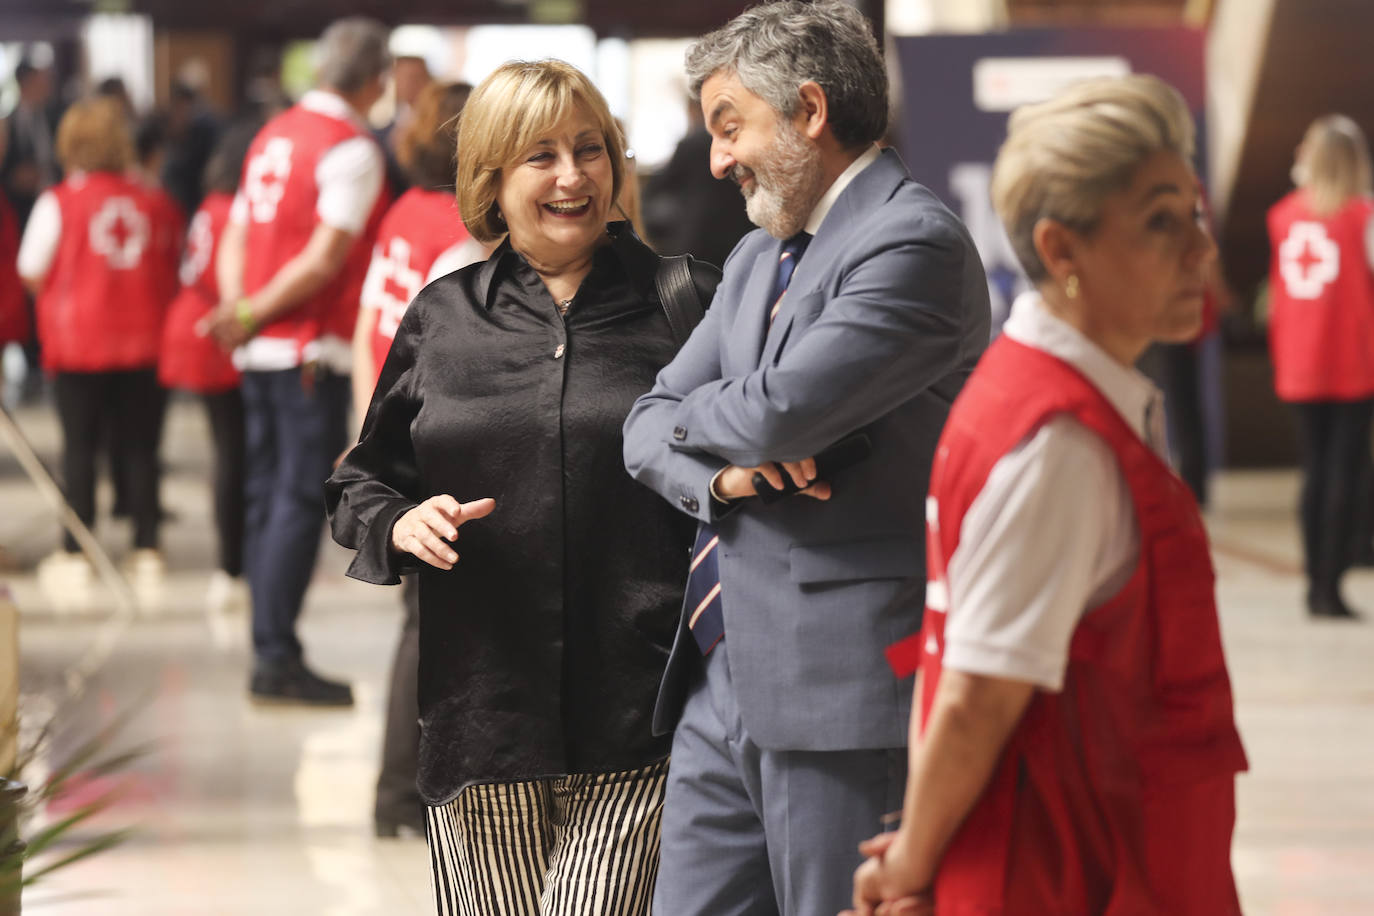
[180,209,214,286]
[89,196,149,269]
[1279,220,1341,300]
[371,236,423,341]
[245,136,294,223]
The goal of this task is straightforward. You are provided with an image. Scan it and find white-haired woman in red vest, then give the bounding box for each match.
[847,75,1248,916]
[18,97,181,584]
[1267,115,1374,621]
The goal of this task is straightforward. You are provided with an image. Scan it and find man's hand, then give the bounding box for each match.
[714,458,832,501]
[391,496,496,570]
[198,301,254,352]
[841,830,934,916]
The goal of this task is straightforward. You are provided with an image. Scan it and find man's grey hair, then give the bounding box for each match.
[315,17,392,94]
[685,0,888,148]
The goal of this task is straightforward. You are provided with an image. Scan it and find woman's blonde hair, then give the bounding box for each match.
[456,60,625,243]
[990,74,1195,283]
[1295,114,1372,217]
[56,97,134,174]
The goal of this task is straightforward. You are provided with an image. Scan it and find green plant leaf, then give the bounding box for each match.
[21,828,134,885]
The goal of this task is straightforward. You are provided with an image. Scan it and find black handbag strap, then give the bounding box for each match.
[654,254,706,349]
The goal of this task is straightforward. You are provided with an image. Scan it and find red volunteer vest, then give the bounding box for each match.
[887,337,1248,915]
[1267,191,1374,401]
[363,188,469,382]
[159,192,240,393]
[37,172,181,372]
[240,103,388,359]
[0,194,27,345]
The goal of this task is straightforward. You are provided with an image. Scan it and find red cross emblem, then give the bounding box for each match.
[89,196,149,269]
[245,137,294,223]
[1279,221,1340,300]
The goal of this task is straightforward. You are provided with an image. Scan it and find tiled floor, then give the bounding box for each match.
[3,397,1373,914]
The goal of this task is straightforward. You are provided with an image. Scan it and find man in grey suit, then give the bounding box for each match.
[622,3,990,913]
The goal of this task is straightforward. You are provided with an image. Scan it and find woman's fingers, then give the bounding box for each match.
[458,497,497,523]
[392,496,496,568]
[421,502,459,540]
[402,524,458,569]
[857,831,898,857]
[429,495,496,529]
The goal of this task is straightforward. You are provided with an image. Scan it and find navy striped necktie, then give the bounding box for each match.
[686,231,811,655]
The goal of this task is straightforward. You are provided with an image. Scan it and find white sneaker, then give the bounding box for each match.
[127,549,166,580]
[126,549,167,614]
[36,550,92,614]
[205,570,250,614]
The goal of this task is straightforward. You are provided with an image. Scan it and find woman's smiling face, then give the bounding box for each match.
[496,106,613,265]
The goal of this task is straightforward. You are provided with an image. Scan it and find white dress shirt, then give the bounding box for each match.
[804,144,881,235]
[941,292,1169,691]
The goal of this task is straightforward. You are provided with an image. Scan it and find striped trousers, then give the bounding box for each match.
[426,759,668,916]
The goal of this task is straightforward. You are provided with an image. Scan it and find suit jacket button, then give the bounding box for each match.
[680,496,700,513]
[673,425,687,441]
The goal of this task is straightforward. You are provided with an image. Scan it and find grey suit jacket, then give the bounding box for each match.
[623,148,990,751]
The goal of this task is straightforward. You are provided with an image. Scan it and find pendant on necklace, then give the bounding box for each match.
[557,298,573,316]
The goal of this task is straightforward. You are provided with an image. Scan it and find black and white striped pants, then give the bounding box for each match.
[426,759,668,916]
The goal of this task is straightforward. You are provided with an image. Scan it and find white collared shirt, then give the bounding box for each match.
[942,292,1168,691]
[804,144,881,236]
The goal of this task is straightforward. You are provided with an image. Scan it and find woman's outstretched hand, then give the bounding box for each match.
[391,496,496,570]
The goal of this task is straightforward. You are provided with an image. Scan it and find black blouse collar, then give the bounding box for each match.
[474,221,658,309]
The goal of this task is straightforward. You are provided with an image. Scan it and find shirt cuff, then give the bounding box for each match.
[708,467,733,506]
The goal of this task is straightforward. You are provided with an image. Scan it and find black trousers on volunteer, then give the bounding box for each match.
[53,368,162,551]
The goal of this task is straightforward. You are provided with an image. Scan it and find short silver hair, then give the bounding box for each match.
[315,17,391,94]
[990,74,1195,284]
[685,0,887,148]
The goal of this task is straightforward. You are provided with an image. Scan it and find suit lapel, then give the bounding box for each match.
[728,239,784,371]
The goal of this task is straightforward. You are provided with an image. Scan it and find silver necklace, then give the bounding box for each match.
[557,297,573,317]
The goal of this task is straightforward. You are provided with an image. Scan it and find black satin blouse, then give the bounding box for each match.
[326,223,716,804]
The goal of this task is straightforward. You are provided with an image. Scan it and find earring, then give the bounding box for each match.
[1065,274,1080,300]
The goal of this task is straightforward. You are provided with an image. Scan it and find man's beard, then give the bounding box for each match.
[733,122,824,240]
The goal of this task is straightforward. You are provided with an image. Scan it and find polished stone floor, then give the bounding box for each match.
[3,396,1373,914]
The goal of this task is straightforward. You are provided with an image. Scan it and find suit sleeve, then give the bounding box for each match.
[669,213,975,466]
[325,299,426,584]
[623,277,734,524]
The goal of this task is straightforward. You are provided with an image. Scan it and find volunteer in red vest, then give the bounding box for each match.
[353,80,480,418]
[18,97,181,584]
[160,123,258,615]
[201,17,391,706]
[350,78,482,838]
[847,75,1248,916]
[1267,115,1374,621]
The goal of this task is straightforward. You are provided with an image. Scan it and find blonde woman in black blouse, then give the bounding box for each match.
[327,60,718,915]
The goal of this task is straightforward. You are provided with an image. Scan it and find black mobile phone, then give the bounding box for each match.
[752,432,873,504]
